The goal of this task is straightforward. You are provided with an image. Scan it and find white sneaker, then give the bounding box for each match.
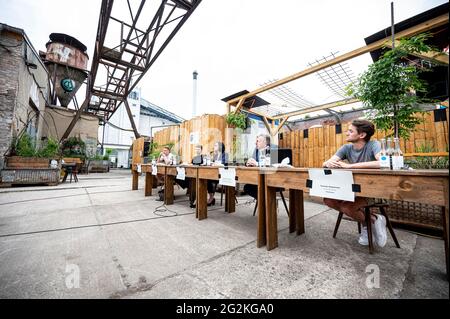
[373,214,387,247]
[358,226,369,246]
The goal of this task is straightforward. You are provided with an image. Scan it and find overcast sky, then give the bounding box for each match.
[1,0,446,120]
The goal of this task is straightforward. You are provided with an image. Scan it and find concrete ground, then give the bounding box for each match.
[0,170,448,299]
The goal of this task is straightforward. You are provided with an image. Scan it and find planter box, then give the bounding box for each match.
[6,156,50,169]
[88,160,110,173]
[1,168,60,185]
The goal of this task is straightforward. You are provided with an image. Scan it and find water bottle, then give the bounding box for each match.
[386,138,394,170]
[379,138,390,170]
[392,137,404,170]
[259,150,265,167]
[265,147,271,167]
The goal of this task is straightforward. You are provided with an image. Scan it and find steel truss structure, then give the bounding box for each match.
[61,0,202,141]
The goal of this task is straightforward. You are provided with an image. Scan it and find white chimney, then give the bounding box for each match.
[192,70,198,118]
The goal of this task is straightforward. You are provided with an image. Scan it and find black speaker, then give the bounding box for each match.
[143,141,150,157]
[434,108,447,122]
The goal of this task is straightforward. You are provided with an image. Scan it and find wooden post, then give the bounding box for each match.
[265,182,278,250]
[296,190,305,235]
[443,178,449,280]
[257,173,266,248]
[132,168,138,190]
[226,186,236,213]
[196,179,208,220]
[289,189,297,234]
[164,170,174,205]
[145,172,153,196]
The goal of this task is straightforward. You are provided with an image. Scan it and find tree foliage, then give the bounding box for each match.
[347,33,435,139]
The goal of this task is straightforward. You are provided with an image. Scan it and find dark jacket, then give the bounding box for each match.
[251,144,278,164]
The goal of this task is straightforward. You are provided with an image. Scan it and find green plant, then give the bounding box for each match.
[61,136,86,157]
[37,137,60,158]
[404,142,449,169]
[226,112,247,130]
[347,33,435,139]
[15,133,36,157]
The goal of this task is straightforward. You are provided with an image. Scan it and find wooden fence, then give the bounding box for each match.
[153,109,448,167]
[279,109,449,167]
[153,114,226,163]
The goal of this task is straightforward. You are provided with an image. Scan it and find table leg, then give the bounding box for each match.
[289,189,305,235]
[257,174,266,248]
[197,179,208,220]
[164,175,174,205]
[145,172,153,196]
[443,178,449,280]
[265,184,278,250]
[189,178,196,205]
[132,169,138,190]
[226,186,236,213]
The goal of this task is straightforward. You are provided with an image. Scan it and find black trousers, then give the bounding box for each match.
[243,184,258,199]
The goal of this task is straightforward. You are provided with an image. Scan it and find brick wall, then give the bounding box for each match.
[0,30,21,169]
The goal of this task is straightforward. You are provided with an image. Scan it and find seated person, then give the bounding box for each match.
[206,141,229,206]
[157,146,174,165]
[244,134,276,199]
[156,146,186,200]
[189,145,206,208]
[191,144,205,165]
[322,119,387,248]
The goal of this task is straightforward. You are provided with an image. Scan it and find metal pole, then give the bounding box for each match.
[391,1,399,139]
[192,70,198,118]
[101,118,106,155]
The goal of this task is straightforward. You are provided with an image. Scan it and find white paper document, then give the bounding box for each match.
[218,168,236,187]
[152,164,158,176]
[176,167,186,180]
[308,169,355,202]
[137,164,142,173]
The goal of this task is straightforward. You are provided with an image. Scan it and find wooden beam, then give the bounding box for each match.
[404,152,449,157]
[385,40,449,65]
[262,116,272,134]
[226,14,448,106]
[271,98,359,120]
[234,97,246,114]
[245,109,275,121]
[274,117,289,135]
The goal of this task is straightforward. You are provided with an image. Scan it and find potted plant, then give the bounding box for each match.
[226,112,247,130]
[2,133,61,185]
[347,33,435,139]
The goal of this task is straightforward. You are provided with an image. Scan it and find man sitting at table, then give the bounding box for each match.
[244,134,276,199]
[322,119,387,248]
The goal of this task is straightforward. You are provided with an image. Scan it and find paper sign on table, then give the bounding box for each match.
[176,167,186,180]
[218,167,236,187]
[308,169,355,202]
[152,164,158,176]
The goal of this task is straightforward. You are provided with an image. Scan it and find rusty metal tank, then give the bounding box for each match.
[44,33,89,107]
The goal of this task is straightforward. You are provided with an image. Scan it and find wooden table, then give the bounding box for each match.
[265,168,449,278]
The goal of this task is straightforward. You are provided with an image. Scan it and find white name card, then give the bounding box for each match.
[152,164,158,176]
[137,164,142,173]
[219,167,236,187]
[176,167,186,180]
[308,169,355,202]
